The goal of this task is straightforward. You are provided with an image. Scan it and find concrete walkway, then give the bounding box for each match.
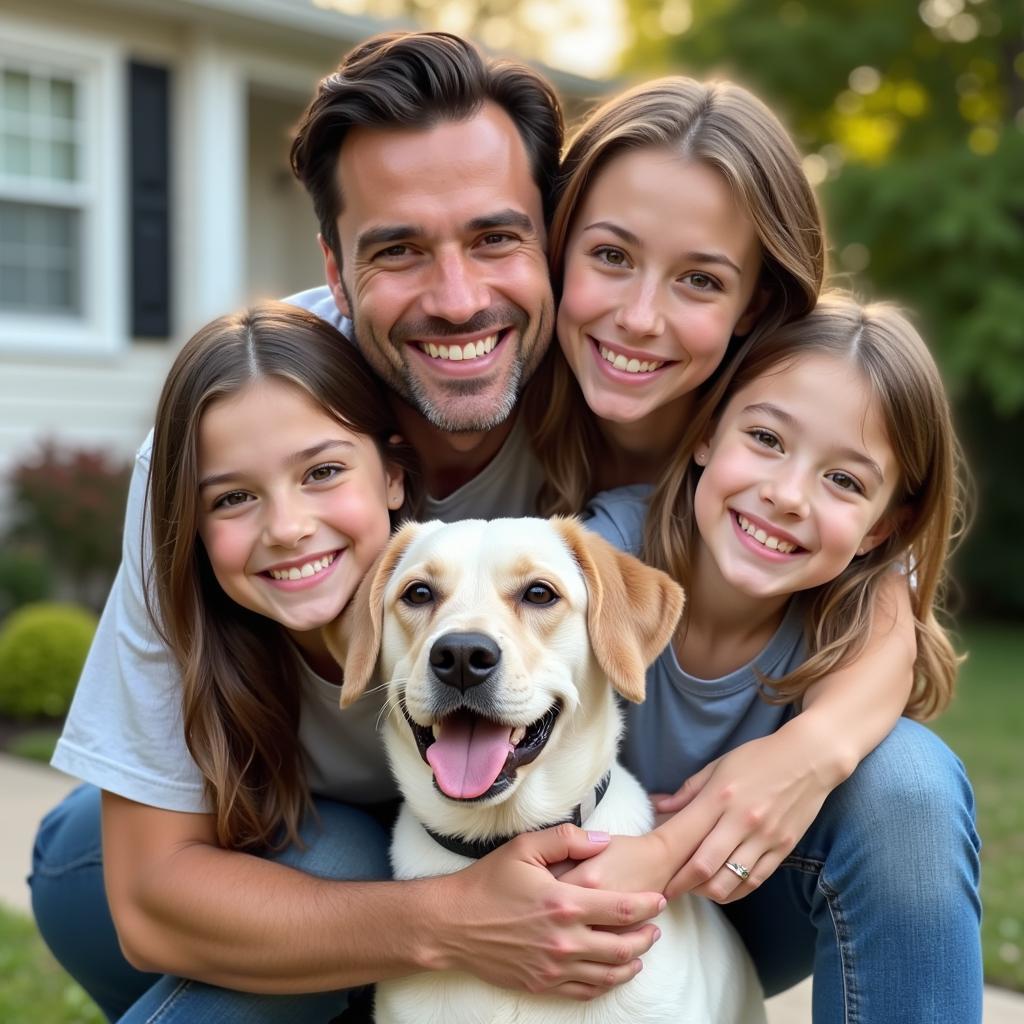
[1,753,1020,1023]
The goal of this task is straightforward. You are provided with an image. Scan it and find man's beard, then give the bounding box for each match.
[351,302,549,434]
[405,361,522,434]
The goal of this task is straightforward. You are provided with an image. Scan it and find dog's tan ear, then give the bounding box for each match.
[323,522,417,708]
[554,517,685,703]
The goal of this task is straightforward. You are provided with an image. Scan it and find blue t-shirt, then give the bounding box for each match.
[584,486,801,793]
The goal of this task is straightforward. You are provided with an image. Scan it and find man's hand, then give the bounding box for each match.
[431,824,665,1001]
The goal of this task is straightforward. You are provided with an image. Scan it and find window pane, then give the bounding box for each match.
[47,139,77,180]
[48,77,75,120]
[39,205,72,246]
[1,69,31,113]
[0,66,81,182]
[0,264,28,305]
[0,201,81,315]
[0,200,25,242]
[1,132,31,175]
[45,267,74,310]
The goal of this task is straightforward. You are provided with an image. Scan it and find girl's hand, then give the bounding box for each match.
[651,719,850,904]
[556,833,674,896]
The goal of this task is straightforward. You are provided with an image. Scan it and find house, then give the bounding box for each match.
[0,0,600,487]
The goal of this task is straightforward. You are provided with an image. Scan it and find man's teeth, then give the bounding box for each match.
[418,334,498,361]
[599,345,664,374]
[268,552,336,581]
[736,514,797,554]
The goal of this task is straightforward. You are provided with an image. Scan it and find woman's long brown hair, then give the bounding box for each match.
[146,302,420,850]
[524,76,825,537]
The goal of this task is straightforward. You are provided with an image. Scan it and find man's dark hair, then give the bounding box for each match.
[290,31,563,262]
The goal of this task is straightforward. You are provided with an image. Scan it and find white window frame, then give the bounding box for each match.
[0,23,125,356]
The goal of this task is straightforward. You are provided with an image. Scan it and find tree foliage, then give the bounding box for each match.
[621,0,1024,411]
[623,0,1024,613]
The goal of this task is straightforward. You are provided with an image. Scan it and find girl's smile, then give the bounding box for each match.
[730,510,803,559]
[196,378,404,638]
[260,548,343,588]
[693,353,899,609]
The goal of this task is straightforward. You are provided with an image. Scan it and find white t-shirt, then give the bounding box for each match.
[51,288,546,812]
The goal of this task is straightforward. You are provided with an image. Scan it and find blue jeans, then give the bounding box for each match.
[30,785,392,1022]
[724,719,983,1023]
[30,719,981,1023]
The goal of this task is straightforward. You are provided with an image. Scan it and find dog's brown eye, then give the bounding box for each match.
[522,582,558,606]
[401,582,434,606]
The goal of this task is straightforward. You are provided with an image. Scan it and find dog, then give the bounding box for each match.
[328,517,766,1024]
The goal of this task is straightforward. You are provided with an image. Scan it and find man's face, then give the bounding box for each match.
[324,103,553,434]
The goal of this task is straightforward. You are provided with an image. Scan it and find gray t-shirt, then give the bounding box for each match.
[584,486,801,794]
[52,286,545,811]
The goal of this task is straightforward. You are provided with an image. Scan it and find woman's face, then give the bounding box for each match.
[196,378,404,639]
[557,148,764,429]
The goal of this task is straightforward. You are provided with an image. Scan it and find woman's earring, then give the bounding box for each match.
[695,449,707,465]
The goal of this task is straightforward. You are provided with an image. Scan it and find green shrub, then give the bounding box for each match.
[0,603,97,719]
[0,544,55,620]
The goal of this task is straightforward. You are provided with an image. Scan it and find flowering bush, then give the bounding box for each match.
[5,441,131,610]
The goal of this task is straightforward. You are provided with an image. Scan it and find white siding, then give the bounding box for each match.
[0,347,173,479]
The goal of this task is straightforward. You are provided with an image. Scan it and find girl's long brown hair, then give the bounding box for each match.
[674,293,966,718]
[146,302,420,850]
[525,76,825,542]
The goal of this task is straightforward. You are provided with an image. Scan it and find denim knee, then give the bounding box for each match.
[30,785,158,1021]
[802,718,981,924]
[31,783,104,880]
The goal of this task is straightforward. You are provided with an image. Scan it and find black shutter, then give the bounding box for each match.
[128,61,171,338]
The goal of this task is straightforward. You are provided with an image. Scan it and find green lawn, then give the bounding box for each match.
[0,905,103,1024]
[0,622,1020,1017]
[932,621,1024,992]
[6,727,61,763]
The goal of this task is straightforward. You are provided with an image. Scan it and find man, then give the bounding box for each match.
[30,32,664,1023]
[289,30,557,507]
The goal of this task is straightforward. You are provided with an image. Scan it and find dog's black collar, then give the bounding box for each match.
[421,772,613,860]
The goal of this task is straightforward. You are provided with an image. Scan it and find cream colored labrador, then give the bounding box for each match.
[328,517,765,1024]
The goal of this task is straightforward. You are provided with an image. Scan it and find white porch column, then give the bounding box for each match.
[183,34,247,328]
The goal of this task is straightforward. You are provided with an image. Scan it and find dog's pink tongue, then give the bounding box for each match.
[426,712,514,799]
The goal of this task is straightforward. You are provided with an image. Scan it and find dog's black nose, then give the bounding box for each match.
[429,632,501,691]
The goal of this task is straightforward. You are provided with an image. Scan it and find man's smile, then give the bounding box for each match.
[415,330,502,363]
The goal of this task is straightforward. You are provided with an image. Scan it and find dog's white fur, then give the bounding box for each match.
[329,517,765,1024]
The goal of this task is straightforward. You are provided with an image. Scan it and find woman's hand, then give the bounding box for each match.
[556,832,674,896]
[651,717,852,903]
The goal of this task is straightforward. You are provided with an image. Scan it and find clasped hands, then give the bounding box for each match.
[557,727,842,904]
